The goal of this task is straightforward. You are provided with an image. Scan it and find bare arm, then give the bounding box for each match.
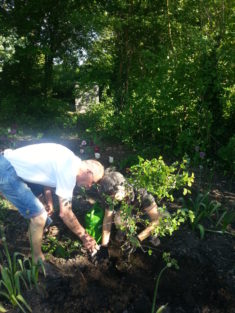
[44,187,54,216]
[101,209,114,246]
[137,203,160,242]
[58,197,98,253]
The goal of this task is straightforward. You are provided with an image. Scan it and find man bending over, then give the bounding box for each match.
[95,168,160,260]
[0,143,104,263]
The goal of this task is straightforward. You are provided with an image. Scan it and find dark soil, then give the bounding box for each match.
[0,136,234,313]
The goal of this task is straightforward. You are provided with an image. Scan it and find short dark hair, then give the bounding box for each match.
[100,170,126,195]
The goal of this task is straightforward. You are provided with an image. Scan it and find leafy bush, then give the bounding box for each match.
[218,135,235,174]
[128,156,194,201]
[112,156,195,252]
[0,95,19,123]
[78,96,116,139]
[0,94,72,133]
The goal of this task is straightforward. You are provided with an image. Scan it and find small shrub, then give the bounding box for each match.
[110,156,195,253]
[128,156,194,201]
[78,96,115,138]
[0,95,19,123]
[218,135,235,174]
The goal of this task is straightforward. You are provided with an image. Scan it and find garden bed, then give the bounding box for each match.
[0,135,234,313]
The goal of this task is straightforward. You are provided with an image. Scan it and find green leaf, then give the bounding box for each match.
[37,259,46,277]
[1,268,13,294]
[11,295,26,313]
[0,290,10,301]
[148,249,153,256]
[0,303,7,312]
[197,224,205,240]
[156,304,168,313]
[16,294,32,313]
[14,271,23,294]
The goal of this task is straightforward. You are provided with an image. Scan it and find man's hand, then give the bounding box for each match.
[44,187,54,216]
[45,203,54,216]
[91,245,109,265]
[58,196,99,254]
[81,232,99,254]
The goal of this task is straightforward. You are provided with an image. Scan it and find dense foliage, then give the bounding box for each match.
[0,0,234,171]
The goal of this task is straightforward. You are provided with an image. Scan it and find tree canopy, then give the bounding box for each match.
[0,0,234,171]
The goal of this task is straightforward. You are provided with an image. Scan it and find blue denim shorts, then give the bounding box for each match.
[0,155,46,219]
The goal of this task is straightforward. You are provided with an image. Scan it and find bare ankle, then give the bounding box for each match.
[34,254,45,264]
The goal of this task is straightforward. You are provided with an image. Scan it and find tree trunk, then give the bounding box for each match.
[43,53,53,97]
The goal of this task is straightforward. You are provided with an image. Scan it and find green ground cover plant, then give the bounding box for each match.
[42,235,81,259]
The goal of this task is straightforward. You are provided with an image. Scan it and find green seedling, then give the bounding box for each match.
[151,252,179,313]
[0,228,32,313]
[216,210,235,233]
[181,192,234,238]
[18,257,45,291]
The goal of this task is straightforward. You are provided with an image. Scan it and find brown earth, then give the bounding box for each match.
[0,135,234,313]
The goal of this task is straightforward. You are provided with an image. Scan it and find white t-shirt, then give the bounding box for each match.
[4,143,81,200]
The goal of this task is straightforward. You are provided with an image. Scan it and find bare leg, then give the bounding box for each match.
[29,212,47,263]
